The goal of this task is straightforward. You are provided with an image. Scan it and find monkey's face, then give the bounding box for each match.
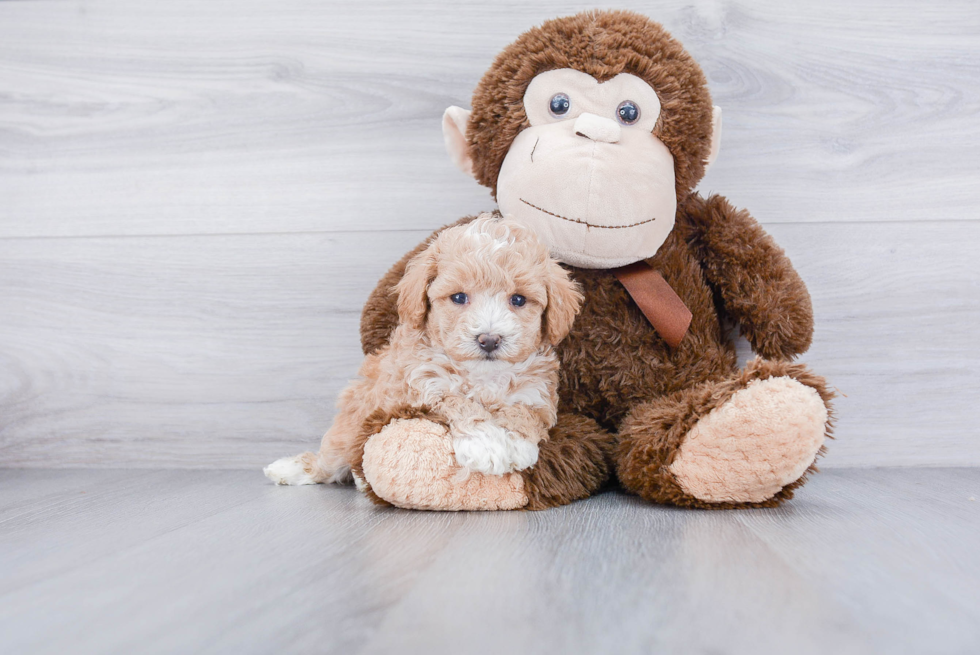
[494,69,676,269]
[441,12,721,270]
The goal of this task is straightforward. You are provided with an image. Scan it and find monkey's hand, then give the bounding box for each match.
[358,413,528,511]
[683,193,814,359]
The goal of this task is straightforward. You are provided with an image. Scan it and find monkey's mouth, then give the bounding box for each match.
[519,198,656,229]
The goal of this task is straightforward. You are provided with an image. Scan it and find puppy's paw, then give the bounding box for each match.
[264,455,318,486]
[505,436,540,472]
[453,422,539,476]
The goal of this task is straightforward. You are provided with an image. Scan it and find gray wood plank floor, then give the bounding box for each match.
[1,468,977,655]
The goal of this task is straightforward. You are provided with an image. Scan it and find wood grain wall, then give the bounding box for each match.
[1,0,977,468]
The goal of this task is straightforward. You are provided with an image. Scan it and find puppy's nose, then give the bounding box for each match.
[477,333,501,354]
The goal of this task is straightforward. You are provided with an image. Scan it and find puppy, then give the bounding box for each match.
[264,214,582,487]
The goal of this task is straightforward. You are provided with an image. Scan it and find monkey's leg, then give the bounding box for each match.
[616,357,834,509]
[353,409,613,511]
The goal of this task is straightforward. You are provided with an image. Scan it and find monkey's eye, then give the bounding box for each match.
[510,294,526,307]
[616,100,640,125]
[450,292,468,305]
[549,93,571,117]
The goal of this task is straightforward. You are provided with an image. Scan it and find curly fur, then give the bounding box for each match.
[266,215,583,490]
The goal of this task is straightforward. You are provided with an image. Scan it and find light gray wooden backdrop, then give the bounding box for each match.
[1,0,977,469]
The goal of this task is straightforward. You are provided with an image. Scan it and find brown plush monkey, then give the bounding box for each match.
[355,10,834,510]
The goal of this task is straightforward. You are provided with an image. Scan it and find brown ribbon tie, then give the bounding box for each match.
[612,261,692,349]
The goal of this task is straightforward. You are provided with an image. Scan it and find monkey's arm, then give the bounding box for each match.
[360,216,479,355]
[681,193,814,359]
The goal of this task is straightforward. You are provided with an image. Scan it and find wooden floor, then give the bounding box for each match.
[1,468,977,654]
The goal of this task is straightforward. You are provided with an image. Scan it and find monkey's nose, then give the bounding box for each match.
[574,112,621,143]
[477,333,501,354]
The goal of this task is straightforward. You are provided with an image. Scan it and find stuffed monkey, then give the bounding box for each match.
[353,10,833,510]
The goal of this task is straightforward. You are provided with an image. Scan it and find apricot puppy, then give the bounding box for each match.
[264,214,582,488]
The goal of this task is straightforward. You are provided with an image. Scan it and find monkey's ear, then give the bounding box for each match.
[704,106,722,173]
[442,106,475,178]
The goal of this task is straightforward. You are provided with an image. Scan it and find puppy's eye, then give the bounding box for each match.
[549,93,570,117]
[510,294,526,307]
[450,292,468,305]
[616,100,640,125]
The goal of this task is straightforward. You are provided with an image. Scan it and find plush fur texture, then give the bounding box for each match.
[468,10,714,200]
[493,67,683,268]
[521,412,616,510]
[354,10,833,510]
[617,357,834,509]
[669,376,827,503]
[362,417,529,511]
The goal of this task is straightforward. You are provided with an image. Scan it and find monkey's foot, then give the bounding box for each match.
[617,358,833,508]
[360,418,528,511]
[668,376,828,503]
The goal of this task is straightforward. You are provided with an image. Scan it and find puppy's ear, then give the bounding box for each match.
[543,262,583,345]
[395,244,440,330]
